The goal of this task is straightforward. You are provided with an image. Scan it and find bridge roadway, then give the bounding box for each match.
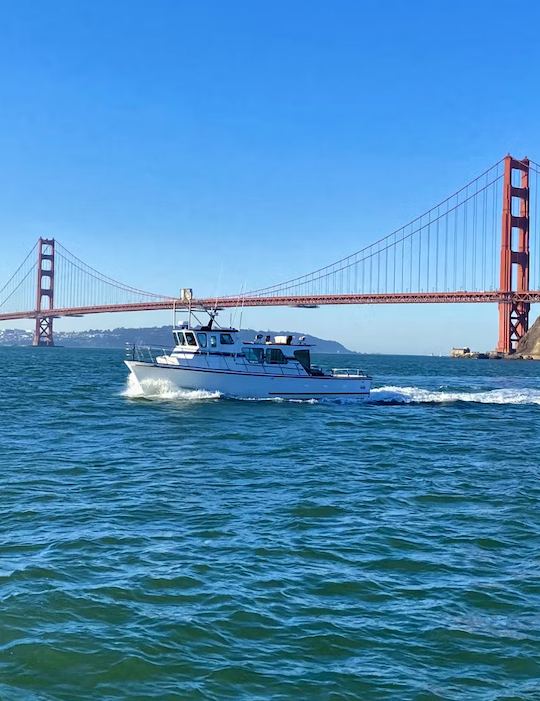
[1,291,540,322]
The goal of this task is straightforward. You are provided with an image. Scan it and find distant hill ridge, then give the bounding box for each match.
[0,326,354,354]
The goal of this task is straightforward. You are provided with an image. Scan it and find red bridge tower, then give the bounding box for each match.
[33,237,55,346]
[497,156,530,355]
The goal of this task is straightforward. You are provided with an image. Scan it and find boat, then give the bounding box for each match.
[124,312,372,400]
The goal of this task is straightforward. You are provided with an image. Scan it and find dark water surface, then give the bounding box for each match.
[1,348,539,700]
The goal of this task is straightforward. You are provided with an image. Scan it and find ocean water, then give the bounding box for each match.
[1,347,539,700]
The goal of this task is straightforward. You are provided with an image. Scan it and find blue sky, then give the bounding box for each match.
[1,0,539,353]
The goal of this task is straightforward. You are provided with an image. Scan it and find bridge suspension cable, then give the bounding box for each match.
[0,153,538,352]
[528,160,540,291]
[236,159,506,299]
[54,242,175,309]
[0,242,38,314]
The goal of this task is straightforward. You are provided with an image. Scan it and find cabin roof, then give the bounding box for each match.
[174,326,238,332]
[243,340,313,347]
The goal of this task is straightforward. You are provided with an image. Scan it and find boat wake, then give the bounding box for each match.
[369,385,540,405]
[122,375,222,401]
[122,375,540,406]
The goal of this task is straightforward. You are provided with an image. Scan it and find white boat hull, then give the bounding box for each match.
[125,360,371,400]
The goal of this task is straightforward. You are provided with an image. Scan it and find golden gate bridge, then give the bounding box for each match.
[1,155,540,354]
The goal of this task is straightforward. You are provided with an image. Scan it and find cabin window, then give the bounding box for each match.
[210,335,217,348]
[294,349,311,372]
[184,331,197,347]
[175,331,186,345]
[243,347,264,363]
[265,348,287,364]
[220,333,234,345]
[197,332,207,348]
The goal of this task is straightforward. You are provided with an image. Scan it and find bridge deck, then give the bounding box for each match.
[2,291,540,322]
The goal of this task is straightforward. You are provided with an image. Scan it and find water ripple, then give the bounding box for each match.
[0,349,539,699]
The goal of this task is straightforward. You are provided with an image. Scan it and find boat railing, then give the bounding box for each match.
[126,344,174,363]
[126,344,308,377]
[230,355,307,377]
[126,345,370,380]
[331,368,370,378]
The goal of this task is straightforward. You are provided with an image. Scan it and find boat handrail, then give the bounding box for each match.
[331,368,370,378]
[127,344,308,377]
[126,344,174,363]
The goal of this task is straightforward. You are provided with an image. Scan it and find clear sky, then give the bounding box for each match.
[1,0,539,353]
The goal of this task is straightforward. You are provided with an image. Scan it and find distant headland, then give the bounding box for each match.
[0,326,355,354]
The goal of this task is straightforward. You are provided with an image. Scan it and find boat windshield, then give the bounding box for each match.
[243,347,264,363]
[197,332,207,348]
[265,348,287,364]
[294,349,311,371]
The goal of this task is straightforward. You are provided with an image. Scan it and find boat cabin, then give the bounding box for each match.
[172,325,316,373]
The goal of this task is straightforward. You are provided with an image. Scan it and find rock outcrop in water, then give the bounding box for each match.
[516,315,540,359]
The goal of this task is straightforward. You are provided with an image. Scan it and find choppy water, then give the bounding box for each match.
[1,348,539,700]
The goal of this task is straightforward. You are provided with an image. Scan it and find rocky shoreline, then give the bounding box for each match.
[515,315,540,359]
[451,349,538,360]
[450,314,540,360]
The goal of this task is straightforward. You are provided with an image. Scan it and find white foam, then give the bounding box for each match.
[122,375,221,401]
[121,374,540,406]
[370,385,540,405]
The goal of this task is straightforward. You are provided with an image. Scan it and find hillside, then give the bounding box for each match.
[0,326,355,354]
[516,315,540,358]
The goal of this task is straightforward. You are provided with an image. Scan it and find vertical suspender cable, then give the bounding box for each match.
[463,186,468,289]
[472,179,478,291]
[435,208,439,292]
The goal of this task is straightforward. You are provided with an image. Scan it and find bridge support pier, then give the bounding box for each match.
[33,238,55,346]
[497,156,530,354]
